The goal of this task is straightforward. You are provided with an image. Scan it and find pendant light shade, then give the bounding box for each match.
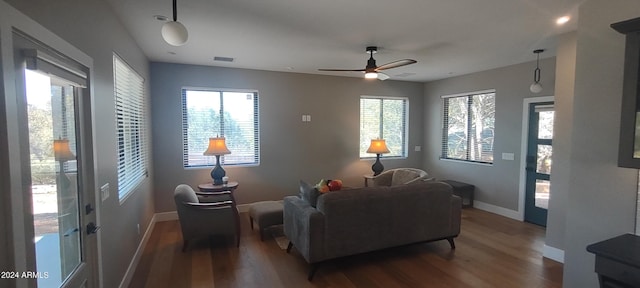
[162,0,188,46]
[530,82,543,93]
[530,49,544,93]
[162,21,188,46]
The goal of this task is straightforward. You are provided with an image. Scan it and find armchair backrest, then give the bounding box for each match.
[371,168,429,186]
[175,184,199,204]
[391,168,429,186]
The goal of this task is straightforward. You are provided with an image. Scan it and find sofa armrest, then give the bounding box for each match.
[450,195,462,236]
[283,196,325,263]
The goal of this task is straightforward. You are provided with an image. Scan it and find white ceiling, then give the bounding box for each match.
[104,0,585,82]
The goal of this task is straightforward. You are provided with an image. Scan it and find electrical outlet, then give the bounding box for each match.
[100,183,109,201]
[414,146,421,152]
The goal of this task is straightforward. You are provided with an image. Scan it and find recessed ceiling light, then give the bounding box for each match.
[556,16,570,25]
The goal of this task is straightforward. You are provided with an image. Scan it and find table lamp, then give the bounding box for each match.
[367,139,390,176]
[54,138,75,188]
[203,136,231,185]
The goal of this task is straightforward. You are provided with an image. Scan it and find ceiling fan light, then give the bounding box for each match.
[365,72,378,79]
[162,21,188,46]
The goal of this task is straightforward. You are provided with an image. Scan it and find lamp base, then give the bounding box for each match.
[211,155,226,185]
[371,154,384,176]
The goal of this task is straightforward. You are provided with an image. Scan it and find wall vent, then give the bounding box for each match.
[214,56,234,62]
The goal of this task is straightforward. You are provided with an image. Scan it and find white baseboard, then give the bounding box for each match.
[543,245,565,263]
[473,200,521,221]
[118,213,159,288]
[154,211,178,222]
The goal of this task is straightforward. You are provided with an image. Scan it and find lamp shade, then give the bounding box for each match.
[203,137,231,156]
[161,21,188,46]
[54,139,75,161]
[366,139,390,154]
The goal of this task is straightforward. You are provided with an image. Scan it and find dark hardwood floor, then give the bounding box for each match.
[128,208,563,287]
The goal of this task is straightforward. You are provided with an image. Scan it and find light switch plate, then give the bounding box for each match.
[414,146,421,152]
[502,153,515,161]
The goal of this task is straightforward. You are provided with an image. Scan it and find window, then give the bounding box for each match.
[114,54,147,199]
[182,88,259,167]
[441,90,495,163]
[359,96,408,158]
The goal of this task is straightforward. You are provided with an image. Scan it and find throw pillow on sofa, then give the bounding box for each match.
[299,180,320,207]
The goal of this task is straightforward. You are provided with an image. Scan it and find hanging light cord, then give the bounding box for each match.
[533,49,544,83]
[172,0,178,22]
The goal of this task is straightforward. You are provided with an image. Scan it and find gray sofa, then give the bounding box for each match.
[283,181,462,280]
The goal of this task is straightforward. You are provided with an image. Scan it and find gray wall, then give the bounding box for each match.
[546,31,577,253]
[151,62,424,212]
[563,0,640,286]
[423,58,556,212]
[1,1,155,287]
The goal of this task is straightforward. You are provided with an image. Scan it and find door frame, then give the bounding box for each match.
[0,3,102,287]
[518,96,554,221]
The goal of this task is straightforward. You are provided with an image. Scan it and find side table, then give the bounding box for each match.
[197,181,239,201]
[197,181,241,242]
[441,180,474,208]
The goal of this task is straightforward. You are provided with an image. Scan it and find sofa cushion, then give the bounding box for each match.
[299,180,320,207]
[391,169,420,186]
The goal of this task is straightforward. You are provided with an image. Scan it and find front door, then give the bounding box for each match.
[14,32,98,287]
[524,102,554,227]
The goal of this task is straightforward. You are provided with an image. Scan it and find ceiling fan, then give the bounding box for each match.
[319,46,417,80]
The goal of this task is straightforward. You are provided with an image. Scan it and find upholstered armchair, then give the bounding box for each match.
[174,184,239,251]
[369,168,431,187]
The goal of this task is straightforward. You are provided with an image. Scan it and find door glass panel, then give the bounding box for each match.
[27,69,81,287]
[537,144,552,174]
[535,179,550,209]
[537,111,554,139]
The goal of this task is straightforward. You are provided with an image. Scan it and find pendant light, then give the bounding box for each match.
[529,49,544,93]
[161,0,188,46]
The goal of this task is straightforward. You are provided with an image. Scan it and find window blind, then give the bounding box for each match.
[182,89,260,167]
[359,96,408,158]
[114,54,147,199]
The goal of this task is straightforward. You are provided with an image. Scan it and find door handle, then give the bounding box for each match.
[86,222,101,235]
[63,227,79,237]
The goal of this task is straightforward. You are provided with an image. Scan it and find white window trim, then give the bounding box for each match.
[181,87,260,168]
[440,89,495,164]
[359,95,409,159]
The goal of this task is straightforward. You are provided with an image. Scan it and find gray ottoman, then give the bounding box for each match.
[248,200,284,241]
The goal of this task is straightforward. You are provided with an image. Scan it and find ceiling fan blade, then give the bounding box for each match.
[377,72,390,81]
[318,68,366,72]
[375,59,417,71]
